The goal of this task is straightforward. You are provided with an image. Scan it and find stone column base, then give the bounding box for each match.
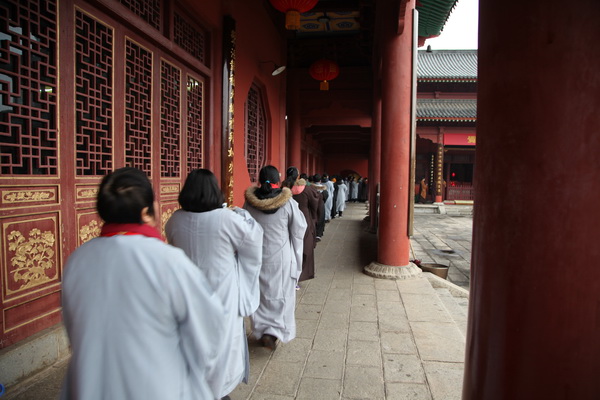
[363,261,422,280]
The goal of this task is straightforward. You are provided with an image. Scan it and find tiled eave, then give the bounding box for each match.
[417,117,477,122]
[417,98,477,121]
[418,78,477,83]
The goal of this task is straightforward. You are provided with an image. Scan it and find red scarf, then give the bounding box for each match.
[100,223,164,241]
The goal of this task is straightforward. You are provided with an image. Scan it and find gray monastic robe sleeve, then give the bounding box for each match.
[288,200,308,279]
[230,207,264,317]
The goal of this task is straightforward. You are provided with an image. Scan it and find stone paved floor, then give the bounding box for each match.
[411,209,473,290]
[6,202,473,400]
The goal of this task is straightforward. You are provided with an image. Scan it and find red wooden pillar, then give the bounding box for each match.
[369,84,381,233]
[464,0,600,398]
[434,128,444,203]
[364,0,420,279]
[287,70,302,169]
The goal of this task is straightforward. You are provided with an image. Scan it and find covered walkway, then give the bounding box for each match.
[6,202,472,400]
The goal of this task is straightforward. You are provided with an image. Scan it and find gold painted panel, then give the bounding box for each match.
[0,186,58,208]
[160,202,179,240]
[75,185,100,202]
[77,211,102,246]
[2,215,60,301]
[160,183,180,197]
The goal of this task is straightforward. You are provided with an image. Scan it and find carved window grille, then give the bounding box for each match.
[245,84,266,183]
[0,0,58,175]
[75,10,113,176]
[125,39,152,175]
[160,60,181,177]
[174,12,206,65]
[186,76,203,172]
[118,0,161,30]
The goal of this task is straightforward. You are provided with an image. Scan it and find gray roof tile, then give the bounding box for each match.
[418,50,477,81]
[417,99,477,121]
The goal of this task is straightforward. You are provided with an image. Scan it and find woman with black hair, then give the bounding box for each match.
[244,165,307,350]
[282,166,320,282]
[61,167,226,400]
[165,169,263,400]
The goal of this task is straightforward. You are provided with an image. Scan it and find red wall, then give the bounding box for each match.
[325,155,369,178]
[223,1,287,206]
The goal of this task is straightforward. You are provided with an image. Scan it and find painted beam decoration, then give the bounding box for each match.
[222,16,236,205]
[444,133,476,146]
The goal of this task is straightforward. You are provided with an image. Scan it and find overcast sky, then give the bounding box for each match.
[424,0,479,50]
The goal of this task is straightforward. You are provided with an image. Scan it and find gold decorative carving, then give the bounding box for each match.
[3,190,55,203]
[77,188,98,200]
[79,220,101,244]
[467,135,476,144]
[7,229,56,290]
[161,185,179,194]
[161,207,177,238]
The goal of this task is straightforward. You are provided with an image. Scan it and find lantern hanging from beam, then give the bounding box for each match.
[309,59,339,90]
[268,0,319,30]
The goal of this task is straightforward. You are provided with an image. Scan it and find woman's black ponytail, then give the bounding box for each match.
[282,166,299,189]
[257,165,280,196]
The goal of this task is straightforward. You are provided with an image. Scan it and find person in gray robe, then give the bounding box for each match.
[336,179,349,217]
[61,167,226,400]
[322,174,335,221]
[350,178,359,202]
[166,169,263,400]
[244,165,307,350]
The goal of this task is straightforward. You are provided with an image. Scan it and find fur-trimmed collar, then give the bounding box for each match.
[245,186,292,213]
[294,178,307,187]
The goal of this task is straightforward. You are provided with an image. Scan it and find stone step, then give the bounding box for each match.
[414,204,440,214]
[434,287,469,339]
[422,272,470,339]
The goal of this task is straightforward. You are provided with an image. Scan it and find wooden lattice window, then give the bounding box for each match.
[0,0,58,175]
[75,10,113,176]
[160,60,181,177]
[119,0,161,30]
[245,84,266,183]
[186,75,203,172]
[174,11,207,65]
[125,39,153,175]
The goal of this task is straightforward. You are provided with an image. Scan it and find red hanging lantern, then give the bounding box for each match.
[268,0,319,30]
[309,59,340,91]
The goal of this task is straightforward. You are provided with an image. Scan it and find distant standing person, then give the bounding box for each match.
[419,178,428,203]
[165,169,263,400]
[335,178,349,217]
[61,167,225,400]
[350,177,359,202]
[244,165,307,350]
[322,174,334,222]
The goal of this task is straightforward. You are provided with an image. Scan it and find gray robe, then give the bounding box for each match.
[336,182,349,212]
[323,180,335,220]
[166,207,263,398]
[244,186,307,343]
[61,234,225,400]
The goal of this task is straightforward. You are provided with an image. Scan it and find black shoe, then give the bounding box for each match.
[261,334,278,350]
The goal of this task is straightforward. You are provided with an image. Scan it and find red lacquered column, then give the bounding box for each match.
[464,0,600,398]
[287,70,302,169]
[369,79,381,233]
[364,0,420,279]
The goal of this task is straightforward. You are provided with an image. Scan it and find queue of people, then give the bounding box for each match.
[60,165,366,399]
